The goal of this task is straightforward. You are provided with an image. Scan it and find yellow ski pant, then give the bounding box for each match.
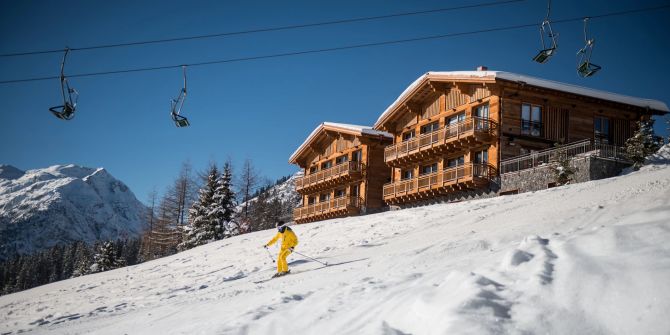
[277,248,292,272]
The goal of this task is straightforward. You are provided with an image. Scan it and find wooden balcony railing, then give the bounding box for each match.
[382,163,495,200]
[293,196,362,221]
[384,117,497,164]
[295,161,363,192]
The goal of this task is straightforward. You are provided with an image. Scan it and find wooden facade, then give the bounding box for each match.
[374,70,667,205]
[289,123,393,223]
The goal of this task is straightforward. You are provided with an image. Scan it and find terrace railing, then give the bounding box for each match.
[293,196,362,220]
[383,163,494,199]
[499,139,628,174]
[295,161,363,191]
[384,117,497,162]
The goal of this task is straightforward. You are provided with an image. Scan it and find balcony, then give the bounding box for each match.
[293,196,362,223]
[384,117,497,167]
[295,161,364,193]
[382,163,496,204]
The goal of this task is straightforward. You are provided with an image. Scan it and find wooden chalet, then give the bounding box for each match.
[374,67,668,205]
[289,122,393,223]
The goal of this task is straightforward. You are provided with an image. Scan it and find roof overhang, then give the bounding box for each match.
[289,122,392,165]
[374,71,669,130]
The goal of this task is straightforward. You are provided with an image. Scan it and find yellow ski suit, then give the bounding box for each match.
[265,227,298,273]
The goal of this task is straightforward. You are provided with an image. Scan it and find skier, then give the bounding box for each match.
[263,220,298,277]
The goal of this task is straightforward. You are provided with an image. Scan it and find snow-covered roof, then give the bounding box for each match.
[289,122,393,164]
[374,71,669,129]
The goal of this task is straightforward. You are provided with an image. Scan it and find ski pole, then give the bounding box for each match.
[292,250,328,266]
[264,246,275,263]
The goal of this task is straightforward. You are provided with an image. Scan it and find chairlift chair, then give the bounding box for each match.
[577,18,601,77]
[49,48,79,120]
[533,0,558,63]
[170,66,190,127]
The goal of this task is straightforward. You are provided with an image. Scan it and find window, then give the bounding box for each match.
[308,196,316,205]
[445,156,465,168]
[474,103,490,118]
[351,150,362,162]
[447,113,466,125]
[474,104,490,130]
[446,113,466,137]
[420,122,439,134]
[321,160,332,170]
[474,149,489,164]
[309,166,317,174]
[594,116,611,144]
[319,193,330,202]
[350,184,360,197]
[335,189,346,198]
[420,163,438,175]
[401,169,414,180]
[335,155,348,165]
[521,103,542,137]
[402,130,415,142]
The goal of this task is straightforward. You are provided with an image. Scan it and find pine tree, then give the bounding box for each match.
[212,162,238,239]
[48,245,64,283]
[72,242,92,277]
[61,241,77,279]
[91,241,118,273]
[180,165,220,250]
[625,119,662,170]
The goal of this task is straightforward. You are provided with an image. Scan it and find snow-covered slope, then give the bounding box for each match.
[1,149,669,334]
[0,164,146,260]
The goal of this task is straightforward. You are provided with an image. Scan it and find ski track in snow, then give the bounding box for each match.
[1,152,670,334]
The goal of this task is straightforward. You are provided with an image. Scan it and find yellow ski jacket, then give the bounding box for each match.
[266,227,298,250]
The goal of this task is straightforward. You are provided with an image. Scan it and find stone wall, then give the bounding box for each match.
[500,156,630,194]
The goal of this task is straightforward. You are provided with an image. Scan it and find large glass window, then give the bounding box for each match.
[474,104,490,130]
[446,156,465,168]
[401,169,414,180]
[420,122,439,134]
[308,196,316,205]
[402,130,416,142]
[321,160,332,170]
[351,150,362,162]
[474,103,490,118]
[319,193,330,202]
[335,155,348,165]
[447,113,466,125]
[335,189,345,198]
[594,116,611,144]
[420,163,438,175]
[309,166,318,174]
[350,184,360,197]
[521,103,542,137]
[474,149,489,164]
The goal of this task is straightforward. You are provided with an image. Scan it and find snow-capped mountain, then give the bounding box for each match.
[236,171,302,212]
[1,147,669,334]
[0,164,147,260]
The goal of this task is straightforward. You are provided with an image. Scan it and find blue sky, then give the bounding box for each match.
[1,0,669,203]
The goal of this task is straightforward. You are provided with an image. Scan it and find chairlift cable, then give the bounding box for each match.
[0,4,667,85]
[0,0,524,58]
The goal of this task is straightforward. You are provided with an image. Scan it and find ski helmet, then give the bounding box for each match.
[277,220,286,232]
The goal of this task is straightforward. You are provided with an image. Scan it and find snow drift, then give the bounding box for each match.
[0,147,669,334]
[0,164,146,260]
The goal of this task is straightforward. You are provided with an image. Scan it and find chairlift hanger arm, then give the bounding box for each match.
[182,65,187,94]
